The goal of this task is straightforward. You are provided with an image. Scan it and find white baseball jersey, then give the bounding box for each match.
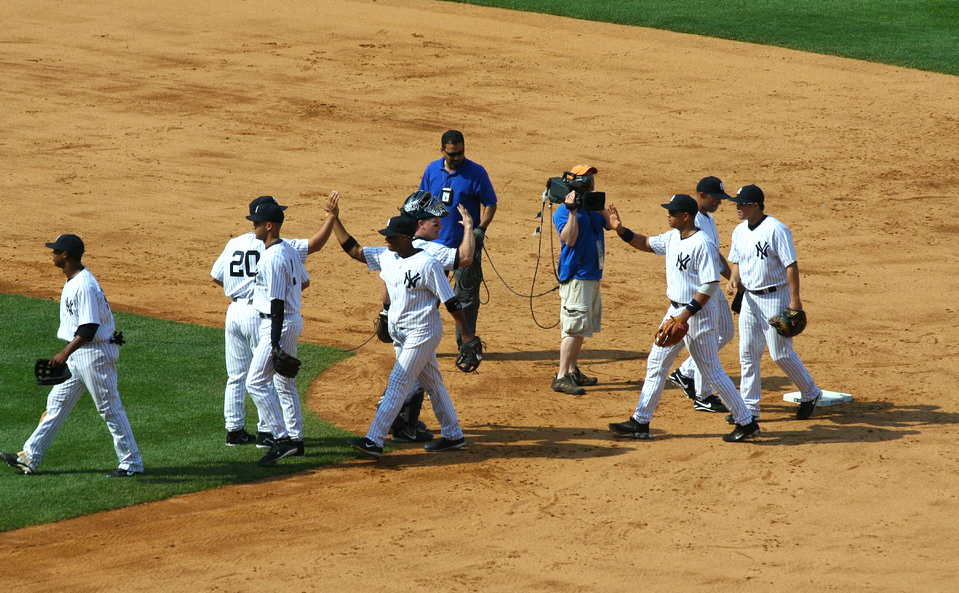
[728,216,796,291]
[648,229,721,304]
[252,240,310,315]
[211,233,308,300]
[57,268,116,342]
[413,237,457,271]
[363,246,454,332]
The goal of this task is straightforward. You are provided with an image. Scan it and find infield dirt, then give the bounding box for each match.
[2,1,958,591]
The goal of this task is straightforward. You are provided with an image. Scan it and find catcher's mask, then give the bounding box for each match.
[400,190,449,220]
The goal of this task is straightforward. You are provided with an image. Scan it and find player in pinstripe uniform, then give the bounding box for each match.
[606,195,760,442]
[332,210,472,458]
[726,185,822,420]
[1,235,144,477]
[669,177,735,414]
[211,193,338,449]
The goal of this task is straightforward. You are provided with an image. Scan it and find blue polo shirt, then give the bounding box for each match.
[419,157,497,248]
[553,205,606,283]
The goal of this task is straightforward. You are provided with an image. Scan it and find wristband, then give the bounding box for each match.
[341,236,358,253]
[684,300,703,316]
[619,228,635,243]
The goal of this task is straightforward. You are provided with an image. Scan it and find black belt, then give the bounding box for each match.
[670,300,686,308]
[747,286,778,295]
[233,297,254,304]
[258,312,272,319]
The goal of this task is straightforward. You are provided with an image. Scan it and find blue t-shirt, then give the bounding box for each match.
[553,205,606,283]
[419,157,497,248]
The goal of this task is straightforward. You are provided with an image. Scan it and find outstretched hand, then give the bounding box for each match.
[325,191,340,218]
[457,203,473,229]
[607,203,623,232]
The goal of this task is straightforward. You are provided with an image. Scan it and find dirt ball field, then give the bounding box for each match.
[2,0,958,591]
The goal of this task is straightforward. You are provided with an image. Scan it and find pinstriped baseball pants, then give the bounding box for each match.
[246,314,304,440]
[224,301,262,431]
[678,290,735,398]
[23,341,143,472]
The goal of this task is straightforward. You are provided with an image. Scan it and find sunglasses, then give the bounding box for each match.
[444,149,465,157]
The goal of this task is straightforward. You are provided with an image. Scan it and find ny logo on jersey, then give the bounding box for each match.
[404,271,421,289]
[755,241,770,259]
[676,253,690,271]
[64,297,76,316]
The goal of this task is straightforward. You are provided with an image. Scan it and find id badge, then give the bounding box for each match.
[597,240,605,270]
[440,187,453,206]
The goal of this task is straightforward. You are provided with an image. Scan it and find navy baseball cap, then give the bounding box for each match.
[696,176,732,199]
[661,194,699,215]
[45,234,85,258]
[729,185,765,205]
[248,195,288,216]
[378,215,418,238]
[246,202,285,223]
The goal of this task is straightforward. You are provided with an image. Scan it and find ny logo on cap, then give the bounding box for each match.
[676,254,690,271]
[404,271,421,289]
[755,241,770,259]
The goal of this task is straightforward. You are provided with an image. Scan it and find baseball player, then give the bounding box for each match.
[243,201,316,465]
[211,193,338,449]
[385,191,476,443]
[606,196,759,442]
[1,235,144,476]
[332,208,473,459]
[669,177,736,414]
[726,185,822,420]
[418,129,497,347]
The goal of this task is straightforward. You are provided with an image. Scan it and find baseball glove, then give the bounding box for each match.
[375,311,392,343]
[456,337,483,373]
[654,317,689,347]
[768,308,807,337]
[272,346,302,378]
[34,359,71,386]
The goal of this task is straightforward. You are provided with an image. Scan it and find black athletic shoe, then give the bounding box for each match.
[723,420,761,442]
[796,392,822,420]
[1,452,36,475]
[693,395,729,413]
[348,437,384,459]
[569,367,598,387]
[551,374,586,396]
[608,417,651,439]
[106,468,143,478]
[424,437,466,452]
[291,440,305,457]
[726,414,758,425]
[669,369,696,399]
[257,438,299,466]
[226,429,256,446]
[255,432,275,450]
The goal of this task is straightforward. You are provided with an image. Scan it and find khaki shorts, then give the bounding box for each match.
[560,279,602,339]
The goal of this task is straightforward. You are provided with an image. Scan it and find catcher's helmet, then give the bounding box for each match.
[400,190,448,220]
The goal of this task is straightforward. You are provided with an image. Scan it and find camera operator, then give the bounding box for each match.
[551,165,611,396]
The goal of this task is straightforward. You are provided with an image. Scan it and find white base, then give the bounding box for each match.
[783,390,852,407]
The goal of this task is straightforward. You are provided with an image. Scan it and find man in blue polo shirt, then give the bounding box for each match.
[551,165,610,395]
[418,130,497,346]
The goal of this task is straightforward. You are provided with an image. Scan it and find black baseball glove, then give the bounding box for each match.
[455,337,483,373]
[768,308,807,337]
[272,346,302,378]
[34,359,72,386]
[375,311,392,343]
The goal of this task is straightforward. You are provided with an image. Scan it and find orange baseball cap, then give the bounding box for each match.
[570,165,598,175]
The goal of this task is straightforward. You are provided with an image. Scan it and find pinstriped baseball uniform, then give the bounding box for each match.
[22,268,143,472]
[245,240,310,440]
[677,211,735,399]
[728,215,821,417]
[211,233,308,435]
[631,230,752,425]
[362,246,464,447]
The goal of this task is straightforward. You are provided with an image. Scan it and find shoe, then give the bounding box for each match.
[106,468,143,478]
[551,375,586,396]
[693,395,729,413]
[723,420,761,442]
[796,392,822,420]
[257,438,299,466]
[608,417,651,439]
[391,427,435,443]
[725,414,758,425]
[1,452,36,475]
[291,440,305,457]
[226,429,256,446]
[255,432,275,450]
[569,367,598,387]
[669,369,696,399]
[348,437,384,459]
[424,437,466,452]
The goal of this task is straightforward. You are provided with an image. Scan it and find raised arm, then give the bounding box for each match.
[607,203,653,252]
[331,209,366,264]
[456,204,475,267]
[306,191,340,254]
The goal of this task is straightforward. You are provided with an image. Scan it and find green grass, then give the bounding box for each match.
[447,0,959,76]
[0,292,356,532]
